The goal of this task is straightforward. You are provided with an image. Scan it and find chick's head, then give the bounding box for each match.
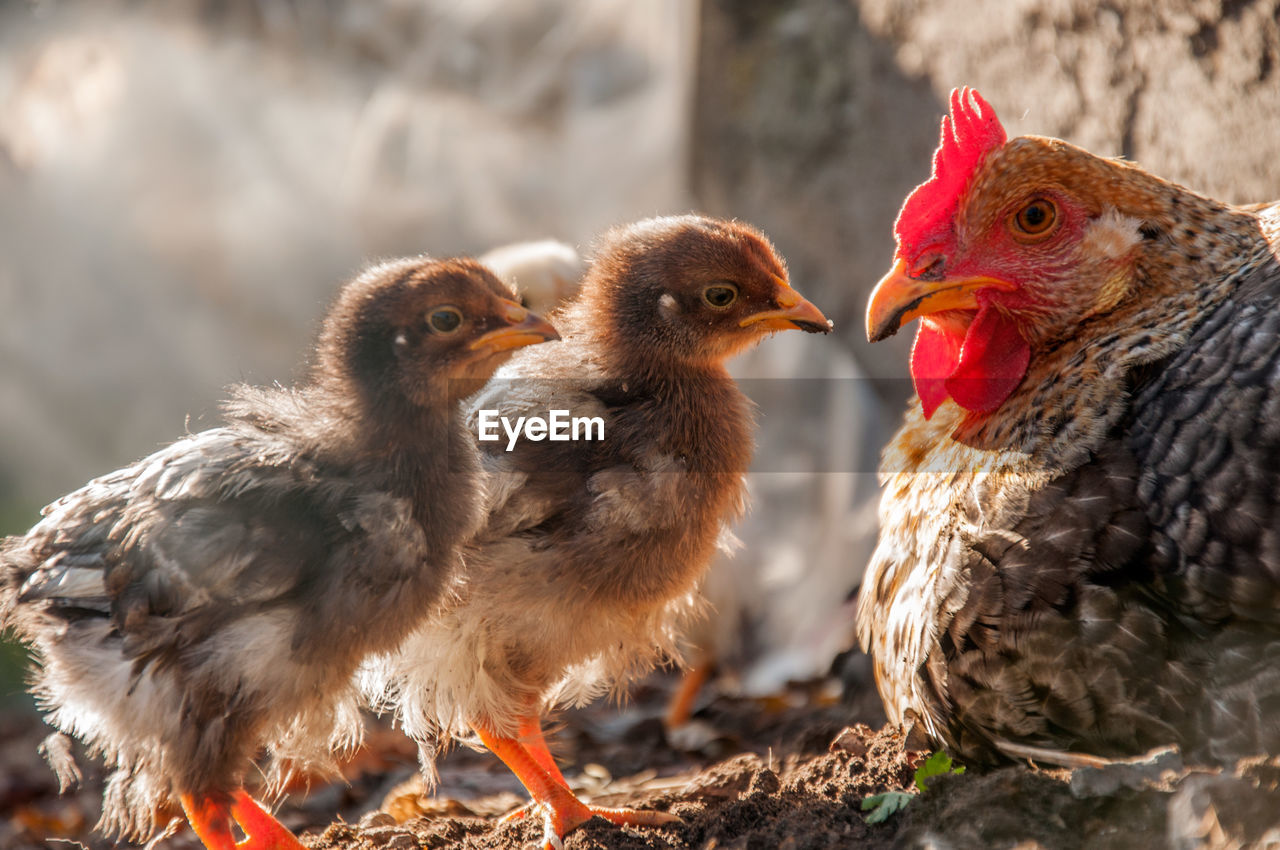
[584,216,831,369]
[317,257,559,409]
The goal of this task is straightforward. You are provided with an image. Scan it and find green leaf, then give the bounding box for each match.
[861,751,966,824]
[861,791,913,824]
[913,750,965,792]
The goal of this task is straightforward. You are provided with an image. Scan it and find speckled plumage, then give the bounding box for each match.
[0,257,556,843]
[859,104,1280,765]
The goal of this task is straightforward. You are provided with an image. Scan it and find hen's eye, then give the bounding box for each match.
[702,283,738,309]
[1012,199,1057,237]
[427,307,463,334]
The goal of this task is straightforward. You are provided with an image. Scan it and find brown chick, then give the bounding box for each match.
[0,258,558,849]
[860,88,1280,766]
[367,215,832,850]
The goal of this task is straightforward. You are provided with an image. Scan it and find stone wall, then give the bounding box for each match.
[692,0,1280,388]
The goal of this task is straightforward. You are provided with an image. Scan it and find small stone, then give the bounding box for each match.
[362,826,400,847]
[667,719,721,752]
[359,811,398,830]
[582,763,612,782]
[1069,746,1183,798]
[386,833,418,850]
[903,717,934,753]
[829,726,870,757]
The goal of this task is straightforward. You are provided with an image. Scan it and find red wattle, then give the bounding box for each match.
[909,318,963,419]
[908,307,1030,419]
[945,306,1030,414]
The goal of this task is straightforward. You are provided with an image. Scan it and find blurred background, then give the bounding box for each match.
[0,0,706,708]
[1,0,1278,825]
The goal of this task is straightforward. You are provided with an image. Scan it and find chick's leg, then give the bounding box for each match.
[520,715,570,789]
[498,715,570,824]
[229,790,306,850]
[475,720,679,850]
[181,793,239,850]
[665,650,714,729]
[179,790,305,850]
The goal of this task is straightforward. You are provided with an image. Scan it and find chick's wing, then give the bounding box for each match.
[13,427,426,666]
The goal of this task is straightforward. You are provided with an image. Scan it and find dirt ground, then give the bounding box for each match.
[4,666,1280,850]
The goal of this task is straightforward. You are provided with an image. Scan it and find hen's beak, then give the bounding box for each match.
[470,301,560,353]
[866,259,1015,342]
[741,278,833,334]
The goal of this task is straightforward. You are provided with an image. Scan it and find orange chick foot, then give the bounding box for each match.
[475,720,680,850]
[502,793,681,838]
[498,802,534,824]
[535,787,681,850]
[180,790,306,850]
[664,653,714,729]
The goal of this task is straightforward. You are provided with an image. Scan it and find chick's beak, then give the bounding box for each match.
[469,300,560,353]
[866,258,1015,343]
[740,279,833,334]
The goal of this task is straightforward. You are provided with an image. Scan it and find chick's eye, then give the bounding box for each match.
[427,307,463,334]
[702,283,738,309]
[1012,199,1057,237]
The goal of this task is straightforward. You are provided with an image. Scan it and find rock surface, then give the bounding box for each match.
[692,0,1280,388]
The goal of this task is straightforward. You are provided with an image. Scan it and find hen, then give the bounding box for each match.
[0,257,558,848]
[859,88,1280,766]
[371,215,831,849]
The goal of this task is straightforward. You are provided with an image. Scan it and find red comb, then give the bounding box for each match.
[893,88,1006,263]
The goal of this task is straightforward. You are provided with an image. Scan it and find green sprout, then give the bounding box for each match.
[862,751,966,824]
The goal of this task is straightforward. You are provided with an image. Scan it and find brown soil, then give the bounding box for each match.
[301,675,916,850]
[3,672,1280,850]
